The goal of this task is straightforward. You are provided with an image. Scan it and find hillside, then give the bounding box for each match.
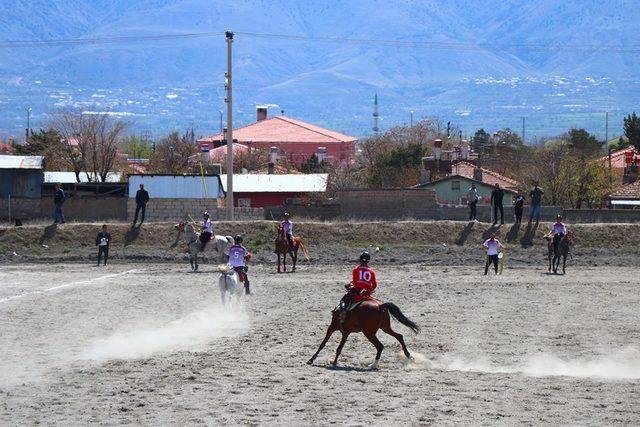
[1,1,639,138]
[1,221,638,266]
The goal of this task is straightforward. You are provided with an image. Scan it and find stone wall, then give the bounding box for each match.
[0,197,126,221]
[563,209,640,223]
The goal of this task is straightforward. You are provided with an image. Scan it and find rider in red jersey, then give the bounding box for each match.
[340,251,377,317]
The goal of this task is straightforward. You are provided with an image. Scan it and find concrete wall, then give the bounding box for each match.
[563,209,640,223]
[0,196,127,221]
[126,199,263,222]
[339,189,438,219]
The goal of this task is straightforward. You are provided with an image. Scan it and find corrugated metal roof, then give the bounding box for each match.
[0,155,43,169]
[44,171,123,183]
[220,174,328,193]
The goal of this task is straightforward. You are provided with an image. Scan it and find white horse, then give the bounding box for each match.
[176,222,233,271]
[217,265,244,306]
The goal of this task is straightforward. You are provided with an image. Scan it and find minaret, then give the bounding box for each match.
[372,92,379,134]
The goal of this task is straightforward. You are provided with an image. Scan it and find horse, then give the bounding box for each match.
[274,224,309,273]
[307,299,420,369]
[175,222,233,271]
[217,265,244,306]
[545,230,574,274]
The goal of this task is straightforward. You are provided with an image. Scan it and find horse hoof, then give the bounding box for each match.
[306,359,313,365]
[367,360,379,370]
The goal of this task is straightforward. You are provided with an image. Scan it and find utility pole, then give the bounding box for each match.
[225,31,234,221]
[25,107,31,143]
[410,111,413,128]
[521,116,525,144]
[219,110,223,134]
[606,111,611,168]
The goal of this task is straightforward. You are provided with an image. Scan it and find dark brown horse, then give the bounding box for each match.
[307,299,419,369]
[546,230,574,274]
[275,225,309,273]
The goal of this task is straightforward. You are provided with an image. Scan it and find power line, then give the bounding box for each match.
[1,30,640,53]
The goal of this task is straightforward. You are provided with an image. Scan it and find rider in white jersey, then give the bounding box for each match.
[227,235,252,295]
[281,212,294,249]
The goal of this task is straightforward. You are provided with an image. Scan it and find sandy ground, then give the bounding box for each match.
[2,262,640,425]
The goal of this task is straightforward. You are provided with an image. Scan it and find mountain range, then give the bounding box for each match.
[1,0,639,141]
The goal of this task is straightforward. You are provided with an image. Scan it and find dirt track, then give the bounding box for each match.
[2,262,640,425]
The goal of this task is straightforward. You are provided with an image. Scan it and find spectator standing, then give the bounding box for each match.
[53,183,66,224]
[483,233,503,275]
[133,184,150,227]
[467,183,479,222]
[490,183,505,225]
[95,224,111,266]
[528,183,544,224]
[513,191,525,224]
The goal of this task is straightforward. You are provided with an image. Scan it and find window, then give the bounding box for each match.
[451,180,460,190]
[238,198,251,207]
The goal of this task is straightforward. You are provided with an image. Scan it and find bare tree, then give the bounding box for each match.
[149,129,198,174]
[49,109,130,182]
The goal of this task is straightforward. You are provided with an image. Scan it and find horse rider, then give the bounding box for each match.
[227,235,252,295]
[550,215,567,254]
[281,212,294,249]
[339,251,377,321]
[199,211,213,250]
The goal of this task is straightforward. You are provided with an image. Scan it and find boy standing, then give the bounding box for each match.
[96,224,111,266]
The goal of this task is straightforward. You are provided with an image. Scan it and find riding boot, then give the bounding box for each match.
[244,280,251,295]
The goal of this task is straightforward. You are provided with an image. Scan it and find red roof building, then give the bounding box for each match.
[452,161,521,191]
[198,107,357,165]
[608,180,640,208]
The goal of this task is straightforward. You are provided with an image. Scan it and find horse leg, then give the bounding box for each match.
[381,314,411,359]
[548,251,552,272]
[332,332,350,366]
[307,317,339,365]
[283,252,287,272]
[363,331,384,369]
[219,277,226,305]
[277,253,281,273]
[291,249,297,273]
[562,255,567,274]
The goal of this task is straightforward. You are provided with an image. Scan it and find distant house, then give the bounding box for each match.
[219,173,328,208]
[414,161,522,204]
[0,140,14,154]
[608,180,640,209]
[414,175,517,205]
[198,107,357,165]
[597,147,639,184]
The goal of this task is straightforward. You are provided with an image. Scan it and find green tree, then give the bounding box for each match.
[568,128,601,153]
[494,128,523,146]
[472,128,489,152]
[623,112,640,151]
[14,128,68,170]
[301,153,326,173]
[121,135,153,159]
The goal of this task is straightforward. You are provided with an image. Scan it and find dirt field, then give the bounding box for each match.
[2,261,640,425]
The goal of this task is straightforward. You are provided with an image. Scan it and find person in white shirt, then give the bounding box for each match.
[467,183,479,222]
[483,233,503,275]
[199,211,213,250]
[550,215,567,254]
[281,212,294,249]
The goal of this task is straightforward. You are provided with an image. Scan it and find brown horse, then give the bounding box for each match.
[307,299,419,369]
[545,230,574,274]
[275,224,309,273]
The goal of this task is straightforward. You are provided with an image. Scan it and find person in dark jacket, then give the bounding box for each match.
[96,224,111,266]
[513,190,525,224]
[490,183,505,225]
[528,183,544,224]
[53,183,66,224]
[133,184,150,226]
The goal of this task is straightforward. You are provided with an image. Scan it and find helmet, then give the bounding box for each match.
[283,212,290,217]
[359,251,371,264]
[203,211,210,216]
[234,235,243,244]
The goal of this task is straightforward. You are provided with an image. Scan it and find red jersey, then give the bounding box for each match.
[352,265,377,297]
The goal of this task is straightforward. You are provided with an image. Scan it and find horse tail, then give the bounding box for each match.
[381,302,420,334]
[298,238,310,261]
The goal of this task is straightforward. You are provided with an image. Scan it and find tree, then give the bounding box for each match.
[568,128,601,154]
[301,153,326,173]
[14,128,68,170]
[623,112,640,151]
[121,135,153,159]
[149,129,197,174]
[49,109,130,182]
[472,128,489,152]
[494,128,523,146]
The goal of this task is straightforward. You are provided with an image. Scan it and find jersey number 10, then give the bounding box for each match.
[358,269,372,282]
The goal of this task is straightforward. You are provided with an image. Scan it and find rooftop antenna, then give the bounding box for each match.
[372,93,379,134]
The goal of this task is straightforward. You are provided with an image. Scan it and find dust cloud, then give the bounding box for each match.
[79,304,249,361]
